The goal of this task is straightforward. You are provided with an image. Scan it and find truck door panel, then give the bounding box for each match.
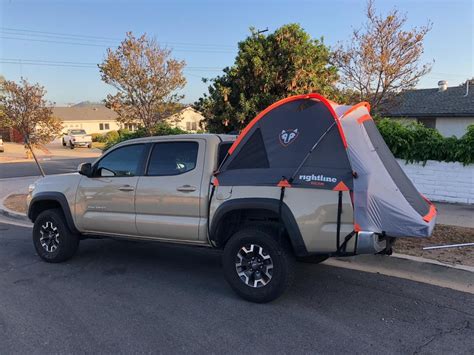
[135,139,205,241]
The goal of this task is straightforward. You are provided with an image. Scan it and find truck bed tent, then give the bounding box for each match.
[216,93,436,238]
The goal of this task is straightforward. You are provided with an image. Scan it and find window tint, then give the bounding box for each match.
[71,129,86,135]
[147,142,198,176]
[95,144,145,177]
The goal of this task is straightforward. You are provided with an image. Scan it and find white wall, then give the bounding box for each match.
[397,159,474,204]
[436,117,473,138]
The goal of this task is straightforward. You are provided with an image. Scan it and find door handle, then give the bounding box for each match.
[177,185,196,192]
[118,185,135,192]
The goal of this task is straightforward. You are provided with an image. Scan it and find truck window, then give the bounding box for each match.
[70,129,87,135]
[95,144,145,177]
[146,142,198,176]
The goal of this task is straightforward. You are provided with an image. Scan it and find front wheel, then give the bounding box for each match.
[69,142,74,149]
[33,208,79,263]
[222,227,294,303]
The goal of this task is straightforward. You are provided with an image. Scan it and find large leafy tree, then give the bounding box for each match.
[195,24,338,133]
[0,78,62,145]
[99,32,186,135]
[333,0,432,111]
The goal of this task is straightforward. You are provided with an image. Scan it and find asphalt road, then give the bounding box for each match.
[0,158,96,178]
[0,222,473,353]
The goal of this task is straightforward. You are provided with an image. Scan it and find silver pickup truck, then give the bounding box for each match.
[62,129,92,149]
[27,134,391,302]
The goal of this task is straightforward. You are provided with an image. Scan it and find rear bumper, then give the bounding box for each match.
[356,231,388,254]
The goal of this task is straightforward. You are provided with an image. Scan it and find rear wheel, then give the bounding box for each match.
[62,139,66,146]
[33,208,79,263]
[69,142,74,149]
[223,227,294,303]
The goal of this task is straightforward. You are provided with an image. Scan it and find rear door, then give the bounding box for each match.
[135,139,205,241]
[75,143,147,235]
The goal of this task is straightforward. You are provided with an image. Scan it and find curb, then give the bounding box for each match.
[0,195,29,222]
[327,254,474,294]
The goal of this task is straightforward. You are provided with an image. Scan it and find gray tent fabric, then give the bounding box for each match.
[338,104,436,238]
[217,94,436,238]
[218,96,353,190]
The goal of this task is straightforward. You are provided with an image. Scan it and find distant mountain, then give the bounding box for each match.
[72,101,104,107]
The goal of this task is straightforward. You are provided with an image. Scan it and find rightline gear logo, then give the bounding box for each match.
[279,129,299,146]
[299,174,337,184]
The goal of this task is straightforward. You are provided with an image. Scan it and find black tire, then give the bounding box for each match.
[69,142,74,149]
[33,208,79,263]
[87,144,92,149]
[222,226,295,303]
[62,139,66,146]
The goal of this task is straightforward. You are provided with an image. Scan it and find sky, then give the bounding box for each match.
[0,0,473,106]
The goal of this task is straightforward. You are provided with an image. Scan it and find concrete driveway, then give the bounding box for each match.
[0,141,102,163]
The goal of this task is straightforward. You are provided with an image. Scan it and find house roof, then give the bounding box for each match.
[52,105,118,121]
[385,81,474,118]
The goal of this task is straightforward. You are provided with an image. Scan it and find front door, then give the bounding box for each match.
[75,143,146,235]
[135,139,205,241]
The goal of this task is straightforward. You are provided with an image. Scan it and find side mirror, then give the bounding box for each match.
[78,162,92,177]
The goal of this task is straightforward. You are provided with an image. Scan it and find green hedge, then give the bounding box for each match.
[103,123,188,151]
[376,118,473,165]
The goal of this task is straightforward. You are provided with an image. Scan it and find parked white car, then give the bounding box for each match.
[62,129,92,149]
[0,135,4,152]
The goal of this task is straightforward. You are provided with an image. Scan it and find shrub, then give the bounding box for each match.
[90,133,107,142]
[377,119,473,165]
[105,130,119,142]
[103,123,187,151]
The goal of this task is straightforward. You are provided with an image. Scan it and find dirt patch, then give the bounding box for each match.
[3,193,27,214]
[394,224,474,267]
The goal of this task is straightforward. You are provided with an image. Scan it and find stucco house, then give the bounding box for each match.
[55,103,205,134]
[53,104,121,134]
[166,106,205,132]
[384,79,474,138]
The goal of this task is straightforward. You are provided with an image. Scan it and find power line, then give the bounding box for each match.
[0,35,234,53]
[0,58,223,73]
[0,27,235,50]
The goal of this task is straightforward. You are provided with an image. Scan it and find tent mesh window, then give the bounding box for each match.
[227,128,270,169]
[217,141,233,167]
[363,119,430,216]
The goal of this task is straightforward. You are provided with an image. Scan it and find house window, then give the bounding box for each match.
[186,122,197,131]
[104,123,110,130]
[417,118,436,129]
[99,123,104,130]
[99,123,110,130]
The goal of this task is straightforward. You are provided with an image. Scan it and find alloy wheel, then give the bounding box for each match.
[39,221,60,253]
[235,244,274,288]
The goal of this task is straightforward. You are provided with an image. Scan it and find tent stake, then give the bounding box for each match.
[423,243,474,250]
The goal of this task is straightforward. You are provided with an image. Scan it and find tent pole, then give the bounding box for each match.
[289,122,336,182]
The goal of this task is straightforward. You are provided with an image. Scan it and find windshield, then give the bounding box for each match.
[70,129,87,135]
